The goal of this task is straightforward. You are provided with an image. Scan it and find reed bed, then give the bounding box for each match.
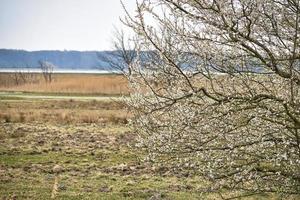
[0,73,129,95]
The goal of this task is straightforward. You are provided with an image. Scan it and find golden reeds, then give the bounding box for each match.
[0,73,129,95]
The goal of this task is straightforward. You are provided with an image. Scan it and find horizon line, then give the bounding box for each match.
[0,48,120,52]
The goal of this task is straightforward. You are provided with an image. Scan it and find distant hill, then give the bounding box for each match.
[0,49,115,70]
[0,49,265,73]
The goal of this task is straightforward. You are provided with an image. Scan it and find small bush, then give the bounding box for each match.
[19,113,26,122]
[107,115,128,124]
[81,115,98,123]
[3,114,12,123]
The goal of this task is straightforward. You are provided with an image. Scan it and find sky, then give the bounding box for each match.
[0,0,136,51]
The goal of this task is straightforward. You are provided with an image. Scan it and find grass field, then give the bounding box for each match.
[0,98,208,200]
[0,74,294,199]
[1,98,289,199]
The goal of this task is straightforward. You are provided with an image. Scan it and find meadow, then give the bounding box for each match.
[0,73,291,199]
[0,98,211,199]
[0,73,129,95]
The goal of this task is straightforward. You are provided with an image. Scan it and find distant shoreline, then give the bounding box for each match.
[0,68,121,74]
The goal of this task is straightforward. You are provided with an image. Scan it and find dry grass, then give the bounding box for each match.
[0,99,130,124]
[0,73,129,95]
[0,99,295,199]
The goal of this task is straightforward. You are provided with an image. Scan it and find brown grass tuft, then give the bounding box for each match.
[81,115,99,123]
[107,115,128,124]
[19,113,26,123]
[0,100,131,125]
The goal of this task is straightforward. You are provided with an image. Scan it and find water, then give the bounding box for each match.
[0,68,120,74]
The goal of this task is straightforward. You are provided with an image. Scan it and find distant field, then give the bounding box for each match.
[0,73,129,95]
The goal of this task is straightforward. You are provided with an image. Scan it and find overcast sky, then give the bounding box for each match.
[0,0,136,51]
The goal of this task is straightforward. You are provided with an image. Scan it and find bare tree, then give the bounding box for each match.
[122,0,300,197]
[11,65,38,86]
[99,29,137,75]
[39,61,55,83]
